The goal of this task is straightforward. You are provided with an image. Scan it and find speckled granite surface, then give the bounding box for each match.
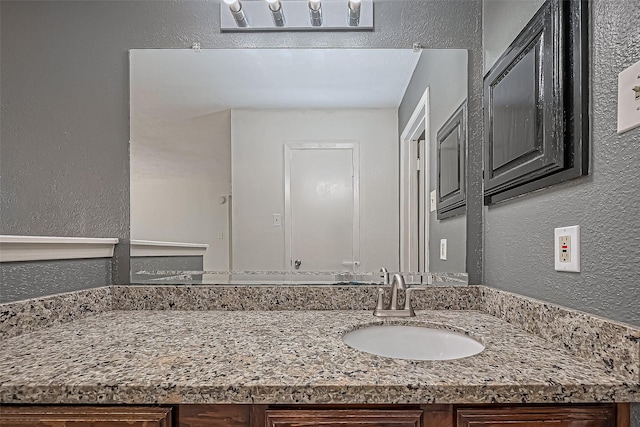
[0,287,111,340]
[479,287,640,383]
[0,309,638,405]
[1,284,639,405]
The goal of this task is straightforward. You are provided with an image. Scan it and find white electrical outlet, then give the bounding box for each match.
[554,226,580,272]
[440,239,447,261]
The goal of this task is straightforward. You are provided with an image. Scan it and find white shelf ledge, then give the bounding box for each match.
[130,240,209,257]
[0,235,119,263]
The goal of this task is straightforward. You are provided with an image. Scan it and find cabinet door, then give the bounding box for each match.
[457,406,616,427]
[0,406,172,427]
[266,409,423,427]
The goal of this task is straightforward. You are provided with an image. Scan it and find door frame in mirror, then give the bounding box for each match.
[400,88,430,274]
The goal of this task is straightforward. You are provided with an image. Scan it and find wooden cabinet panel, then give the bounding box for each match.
[0,406,172,427]
[421,404,454,427]
[265,409,423,427]
[177,405,251,427]
[457,405,616,427]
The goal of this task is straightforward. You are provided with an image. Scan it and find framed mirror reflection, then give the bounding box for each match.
[129,48,468,284]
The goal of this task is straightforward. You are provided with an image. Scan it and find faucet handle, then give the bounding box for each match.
[374,287,385,312]
[403,287,418,316]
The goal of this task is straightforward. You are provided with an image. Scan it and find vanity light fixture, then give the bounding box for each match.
[220,0,373,32]
[266,0,286,27]
[309,0,323,26]
[223,0,248,27]
[347,0,361,26]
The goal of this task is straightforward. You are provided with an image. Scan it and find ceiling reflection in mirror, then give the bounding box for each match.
[130,48,468,285]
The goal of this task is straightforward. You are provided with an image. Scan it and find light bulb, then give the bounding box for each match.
[224,0,242,13]
[348,0,361,12]
[266,0,282,12]
[309,0,322,26]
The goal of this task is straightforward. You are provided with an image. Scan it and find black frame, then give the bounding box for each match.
[483,0,589,204]
[437,101,467,220]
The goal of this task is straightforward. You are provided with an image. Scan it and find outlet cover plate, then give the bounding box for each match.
[555,225,580,272]
[617,59,640,134]
[430,190,437,212]
[440,239,447,261]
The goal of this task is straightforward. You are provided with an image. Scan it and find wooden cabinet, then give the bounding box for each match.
[173,403,625,427]
[457,405,619,427]
[0,406,172,427]
[0,403,627,427]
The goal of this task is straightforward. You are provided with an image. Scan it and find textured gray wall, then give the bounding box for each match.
[483,0,640,327]
[0,0,484,302]
[484,0,640,418]
[0,259,112,303]
[399,49,468,273]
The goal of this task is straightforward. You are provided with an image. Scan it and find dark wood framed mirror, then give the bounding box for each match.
[437,101,467,220]
[483,0,589,205]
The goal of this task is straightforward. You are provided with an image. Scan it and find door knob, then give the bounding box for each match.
[294,259,302,269]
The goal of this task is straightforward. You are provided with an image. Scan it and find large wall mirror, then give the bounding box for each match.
[129,48,468,284]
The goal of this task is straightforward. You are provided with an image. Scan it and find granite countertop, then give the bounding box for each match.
[1,307,638,405]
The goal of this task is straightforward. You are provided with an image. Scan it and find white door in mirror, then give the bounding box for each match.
[288,146,356,272]
[555,225,580,272]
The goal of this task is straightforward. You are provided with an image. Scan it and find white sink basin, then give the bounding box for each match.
[343,325,484,361]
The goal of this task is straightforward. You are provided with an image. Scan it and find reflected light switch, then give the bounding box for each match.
[617,59,640,134]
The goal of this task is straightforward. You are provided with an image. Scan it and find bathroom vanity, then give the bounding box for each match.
[0,285,638,427]
[0,403,625,427]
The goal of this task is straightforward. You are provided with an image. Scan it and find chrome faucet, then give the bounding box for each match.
[373,272,416,317]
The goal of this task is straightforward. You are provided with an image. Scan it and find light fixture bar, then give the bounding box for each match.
[309,0,323,26]
[223,0,248,27]
[220,0,373,32]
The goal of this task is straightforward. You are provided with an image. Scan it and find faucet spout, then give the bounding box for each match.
[389,273,405,310]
